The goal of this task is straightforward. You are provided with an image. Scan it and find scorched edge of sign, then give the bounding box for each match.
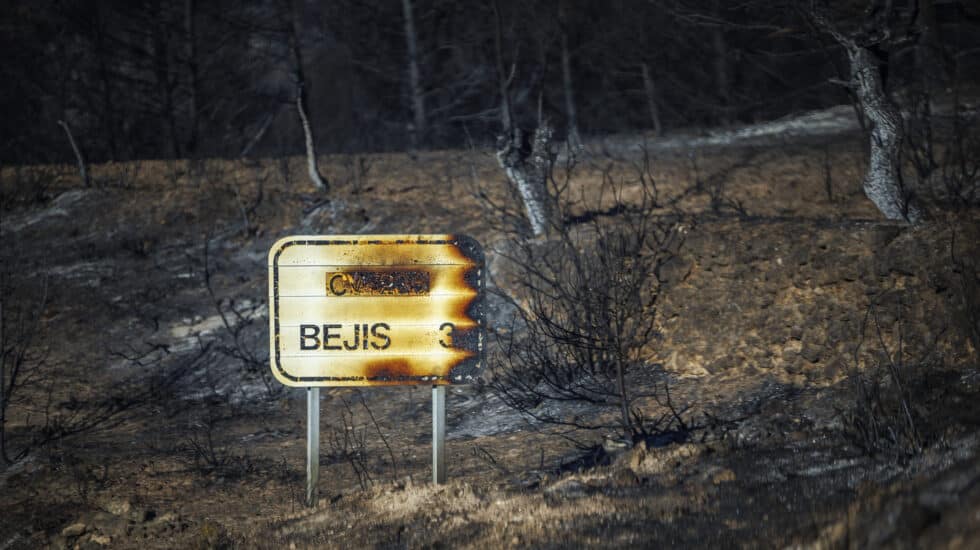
[267,234,485,387]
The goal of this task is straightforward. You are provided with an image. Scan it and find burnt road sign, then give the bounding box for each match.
[268,234,485,386]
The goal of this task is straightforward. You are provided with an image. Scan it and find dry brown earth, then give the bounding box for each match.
[1,132,978,548]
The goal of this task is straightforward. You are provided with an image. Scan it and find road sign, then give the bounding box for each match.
[268,234,485,387]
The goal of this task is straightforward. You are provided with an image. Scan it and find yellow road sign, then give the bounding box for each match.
[268,235,485,386]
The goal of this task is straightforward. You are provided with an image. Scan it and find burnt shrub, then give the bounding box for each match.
[839,292,938,458]
[482,145,691,442]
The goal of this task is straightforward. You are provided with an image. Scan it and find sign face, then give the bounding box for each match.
[268,234,485,387]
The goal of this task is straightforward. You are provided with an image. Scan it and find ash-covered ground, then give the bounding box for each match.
[1,111,979,549]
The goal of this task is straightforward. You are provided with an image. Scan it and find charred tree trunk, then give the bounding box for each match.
[150,2,180,160]
[240,110,278,158]
[295,85,328,192]
[492,0,514,132]
[615,360,635,440]
[93,4,117,161]
[496,123,558,237]
[641,62,663,137]
[712,0,732,125]
[492,0,557,237]
[848,45,923,223]
[808,6,924,224]
[184,0,199,155]
[290,9,328,192]
[401,0,426,148]
[560,27,581,149]
[58,120,90,188]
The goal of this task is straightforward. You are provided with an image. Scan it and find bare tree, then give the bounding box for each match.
[295,86,328,192]
[492,0,516,133]
[559,2,582,149]
[288,2,329,192]
[183,0,200,155]
[496,124,560,237]
[148,1,183,159]
[807,2,924,223]
[492,0,559,237]
[57,119,90,188]
[401,0,426,148]
[711,0,733,125]
[641,62,663,137]
[602,1,672,136]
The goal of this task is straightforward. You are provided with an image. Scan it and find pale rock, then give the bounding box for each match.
[61,523,87,537]
[103,498,132,517]
[89,533,112,546]
[711,468,737,484]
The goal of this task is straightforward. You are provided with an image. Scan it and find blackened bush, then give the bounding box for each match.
[485,150,690,441]
[840,294,934,458]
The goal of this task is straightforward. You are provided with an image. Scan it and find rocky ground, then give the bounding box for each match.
[1,115,978,548]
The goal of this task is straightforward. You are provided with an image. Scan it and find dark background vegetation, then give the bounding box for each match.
[3,0,979,164]
[2,1,980,547]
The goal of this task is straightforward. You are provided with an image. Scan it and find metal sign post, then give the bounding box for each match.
[268,235,484,506]
[432,386,446,484]
[306,387,320,507]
